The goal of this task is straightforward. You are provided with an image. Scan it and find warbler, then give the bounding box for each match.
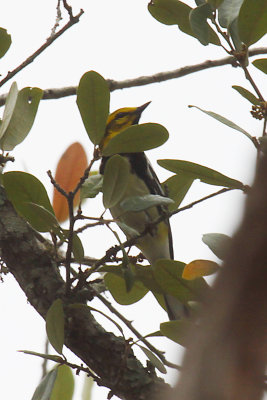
[99,102,185,320]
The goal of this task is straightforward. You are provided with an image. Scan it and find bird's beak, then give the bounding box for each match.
[137,101,151,114]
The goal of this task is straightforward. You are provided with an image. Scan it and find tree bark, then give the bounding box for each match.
[0,186,168,400]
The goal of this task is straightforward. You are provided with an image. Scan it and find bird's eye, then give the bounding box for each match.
[115,112,126,119]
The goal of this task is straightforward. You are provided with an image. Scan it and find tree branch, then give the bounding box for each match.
[0,186,168,400]
[0,8,84,89]
[91,186,237,272]
[0,47,265,107]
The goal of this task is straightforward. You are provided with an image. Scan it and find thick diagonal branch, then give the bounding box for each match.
[0,186,168,400]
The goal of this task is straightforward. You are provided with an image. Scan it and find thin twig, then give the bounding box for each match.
[47,169,67,197]
[0,8,84,88]
[0,47,266,106]
[92,187,236,271]
[50,0,62,37]
[94,292,181,370]
[75,218,114,234]
[59,357,100,381]
[242,64,265,102]
[68,266,180,369]
[62,0,74,19]
[65,192,75,295]
[48,155,97,295]
[211,17,235,54]
[170,187,234,218]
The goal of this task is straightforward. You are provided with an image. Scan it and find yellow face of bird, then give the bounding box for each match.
[100,102,151,150]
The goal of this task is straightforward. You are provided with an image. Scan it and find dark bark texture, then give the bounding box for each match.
[0,186,168,400]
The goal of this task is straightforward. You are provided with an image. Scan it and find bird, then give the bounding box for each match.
[99,102,185,320]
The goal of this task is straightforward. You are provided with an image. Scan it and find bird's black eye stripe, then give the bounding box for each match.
[115,112,126,119]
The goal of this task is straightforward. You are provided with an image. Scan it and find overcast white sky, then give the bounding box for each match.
[0,1,266,399]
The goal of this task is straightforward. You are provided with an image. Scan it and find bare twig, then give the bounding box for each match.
[68,265,180,370]
[94,291,181,370]
[0,8,84,89]
[0,47,266,107]
[170,187,235,218]
[75,217,114,234]
[91,187,236,271]
[50,0,62,37]
[47,155,97,294]
[62,0,74,19]
[242,64,265,102]
[0,154,15,165]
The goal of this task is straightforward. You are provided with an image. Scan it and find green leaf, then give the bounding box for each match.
[0,27,11,58]
[218,0,244,28]
[122,263,135,293]
[139,346,167,373]
[19,350,63,363]
[202,232,232,260]
[232,85,260,105]
[134,265,166,294]
[81,174,103,199]
[189,4,211,45]
[3,171,56,231]
[51,365,74,400]
[148,0,219,44]
[76,71,110,145]
[252,58,267,74]
[229,17,243,51]
[207,0,224,9]
[189,3,220,46]
[162,173,194,211]
[102,123,169,156]
[189,105,253,141]
[46,299,65,355]
[24,202,60,233]
[103,155,130,208]
[195,0,206,6]
[143,330,163,339]
[148,0,196,37]
[31,369,58,400]
[117,222,139,237]
[0,86,43,151]
[238,0,267,46]
[160,320,192,346]
[104,272,148,305]
[72,233,84,263]
[102,263,165,295]
[154,259,209,303]
[0,82,19,141]
[120,194,174,212]
[158,159,244,189]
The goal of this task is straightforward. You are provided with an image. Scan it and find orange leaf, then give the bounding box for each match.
[53,142,88,223]
[182,259,219,280]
